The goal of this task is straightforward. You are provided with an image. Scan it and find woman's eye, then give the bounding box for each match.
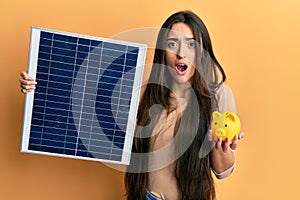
[188,42,196,48]
[167,42,178,48]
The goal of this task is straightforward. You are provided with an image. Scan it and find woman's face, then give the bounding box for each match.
[165,22,199,85]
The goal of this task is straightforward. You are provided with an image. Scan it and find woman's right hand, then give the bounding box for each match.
[19,71,37,93]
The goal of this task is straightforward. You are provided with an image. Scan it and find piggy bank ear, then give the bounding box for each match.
[212,111,221,119]
[225,112,235,122]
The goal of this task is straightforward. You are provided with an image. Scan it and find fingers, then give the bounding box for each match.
[230,132,245,150]
[20,87,35,93]
[214,137,233,152]
[230,136,239,150]
[19,78,37,88]
[238,132,245,140]
[19,71,35,82]
[211,129,245,152]
[214,137,222,150]
[19,71,37,93]
[218,137,231,152]
[207,130,213,141]
[215,132,245,152]
[20,71,33,80]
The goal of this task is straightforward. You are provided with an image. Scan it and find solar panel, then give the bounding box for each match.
[21,27,147,165]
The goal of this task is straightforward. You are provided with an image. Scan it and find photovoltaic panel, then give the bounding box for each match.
[21,27,147,165]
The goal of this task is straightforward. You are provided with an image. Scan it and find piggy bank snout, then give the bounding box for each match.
[215,128,226,136]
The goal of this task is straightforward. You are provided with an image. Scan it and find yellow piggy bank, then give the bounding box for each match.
[211,111,241,144]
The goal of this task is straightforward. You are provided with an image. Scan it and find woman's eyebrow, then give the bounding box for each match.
[166,37,196,41]
[167,38,178,41]
[185,37,196,41]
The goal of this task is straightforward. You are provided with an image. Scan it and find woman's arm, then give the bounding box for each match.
[210,84,244,179]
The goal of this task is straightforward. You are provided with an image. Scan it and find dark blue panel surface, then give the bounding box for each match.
[26,29,142,162]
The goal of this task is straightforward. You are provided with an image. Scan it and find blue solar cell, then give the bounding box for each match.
[42,139,65,148]
[39,45,51,53]
[53,41,77,51]
[52,47,76,57]
[36,72,48,80]
[32,99,44,107]
[51,54,76,64]
[85,79,98,87]
[112,148,123,155]
[127,46,139,52]
[40,38,52,46]
[50,74,73,84]
[98,82,116,91]
[40,31,53,39]
[126,53,138,61]
[89,146,112,154]
[50,68,74,77]
[115,130,126,138]
[90,153,110,160]
[91,47,102,55]
[86,66,99,74]
[30,131,41,139]
[32,112,43,119]
[41,146,64,154]
[54,34,77,44]
[102,70,123,78]
[32,105,45,113]
[31,118,43,126]
[64,149,76,155]
[36,66,49,74]
[66,136,77,143]
[78,45,90,52]
[77,52,89,60]
[46,95,70,104]
[103,42,127,52]
[76,150,87,157]
[88,60,100,67]
[99,121,115,130]
[102,56,125,65]
[37,59,50,67]
[126,59,137,66]
[125,72,136,79]
[45,101,70,111]
[91,40,102,47]
[110,155,122,161]
[21,27,146,164]
[29,144,40,151]
[66,130,77,137]
[117,123,127,131]
[103,49,125,58]
[88,53,101,61]
[50,61,74,71]
[35,91,47,98]
[100,88,117,97]
[78,38,90,46]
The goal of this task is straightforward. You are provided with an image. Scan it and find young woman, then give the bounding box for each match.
[124,11,243,200]
[20,10,244,200]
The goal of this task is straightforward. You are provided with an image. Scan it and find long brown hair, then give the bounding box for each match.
[125,10,226,200]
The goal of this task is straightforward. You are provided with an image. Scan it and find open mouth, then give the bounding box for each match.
[176,64,188,74]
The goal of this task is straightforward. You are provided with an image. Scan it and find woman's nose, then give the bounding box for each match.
[176,44,186,58]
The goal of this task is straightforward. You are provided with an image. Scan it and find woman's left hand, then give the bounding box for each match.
[214,132,245,152]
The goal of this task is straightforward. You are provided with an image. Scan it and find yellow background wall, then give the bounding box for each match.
[1,0,300,199]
